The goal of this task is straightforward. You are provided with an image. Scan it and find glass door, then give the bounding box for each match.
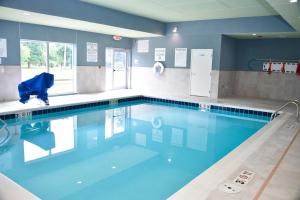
[20,40,76,95]
[48,42,75,95]
[112,49,128,89]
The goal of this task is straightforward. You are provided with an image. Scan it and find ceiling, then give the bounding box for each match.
[265,0,300,31]
[0,7,161,38]
[82,0,278,22]
[1,0,299,39]
[227,32,300,39]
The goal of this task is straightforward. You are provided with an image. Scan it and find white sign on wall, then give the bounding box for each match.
[154,48,166,61]
[174,48,187,67]
[137,40,149,53]
[86,42,98,62]
[0,38,7,58]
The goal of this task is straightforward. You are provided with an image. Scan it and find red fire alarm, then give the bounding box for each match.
[113,35,122,41]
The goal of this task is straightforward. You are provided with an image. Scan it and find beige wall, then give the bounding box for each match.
[1,65,298,102]
[131,67,190,96]
[76,66,107,93]
[0,66,109,102]
[0,66,21,102]
[130,67,220,98]
[131,67,300,101]
[234,71,300,101]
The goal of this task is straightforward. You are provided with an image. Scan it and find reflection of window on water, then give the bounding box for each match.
[105,108,126,140]
[23,117,75,162]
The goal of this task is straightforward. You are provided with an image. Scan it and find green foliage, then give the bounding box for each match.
[21,41,73,68]
[49,43,73,68]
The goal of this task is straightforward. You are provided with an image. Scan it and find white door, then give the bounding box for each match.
[190,49,213,97]
[112,49,128,89]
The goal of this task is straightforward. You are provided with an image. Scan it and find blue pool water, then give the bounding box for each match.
[0,101,268,200]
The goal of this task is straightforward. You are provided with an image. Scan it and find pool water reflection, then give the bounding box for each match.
[0,102,268,200]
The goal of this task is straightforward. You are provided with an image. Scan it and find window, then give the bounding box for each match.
[20,40,47,81]
[20,40,76,95]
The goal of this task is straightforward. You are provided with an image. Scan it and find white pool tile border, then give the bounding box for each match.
[0,174,40,200]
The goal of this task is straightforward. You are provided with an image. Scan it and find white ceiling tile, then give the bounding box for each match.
[81,0,278,22]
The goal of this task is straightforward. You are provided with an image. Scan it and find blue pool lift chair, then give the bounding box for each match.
[18,72,54,105]
[21,121,55,151]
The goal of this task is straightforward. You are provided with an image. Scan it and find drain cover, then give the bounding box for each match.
[218,182,241,194]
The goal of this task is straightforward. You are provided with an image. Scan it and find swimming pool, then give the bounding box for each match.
[0,100,269,200]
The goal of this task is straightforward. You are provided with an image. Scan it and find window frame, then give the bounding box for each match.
[20,39,77,96]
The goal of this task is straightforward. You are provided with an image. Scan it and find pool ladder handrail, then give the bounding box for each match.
[0,118,10,147]
[271,100,300,121]
[0,118,7,132]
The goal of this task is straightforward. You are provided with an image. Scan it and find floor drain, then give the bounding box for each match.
[218,182,241,194]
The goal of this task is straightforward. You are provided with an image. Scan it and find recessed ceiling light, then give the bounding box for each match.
[289,0,297,3]
[23,12,31,16]
[252,33,257,36]
[172,26,178,33]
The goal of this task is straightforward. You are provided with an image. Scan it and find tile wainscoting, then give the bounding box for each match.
[131,67,221,98]
[234,71,300,100]
[77,66,107,93]
[0,66,21,102]
[130,67,299,100]
[0,66,110,103]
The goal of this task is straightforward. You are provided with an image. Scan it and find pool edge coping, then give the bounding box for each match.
[168,112,300,200]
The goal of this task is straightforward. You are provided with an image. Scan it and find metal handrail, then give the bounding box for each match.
[0,118,9,147]
[0,118,7,132]
[294,100,300,120]
[271,100,300,121]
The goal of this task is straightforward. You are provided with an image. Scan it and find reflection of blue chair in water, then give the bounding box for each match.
[18,72,54,105]
[21,121,55,150]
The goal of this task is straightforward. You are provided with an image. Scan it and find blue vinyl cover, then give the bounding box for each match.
[18,72,54,104]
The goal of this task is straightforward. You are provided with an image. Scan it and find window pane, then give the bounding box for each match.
[20,40,47,81]
[48,42,75,94]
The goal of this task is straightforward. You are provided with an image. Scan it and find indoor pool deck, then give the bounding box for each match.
[0,89,299,200]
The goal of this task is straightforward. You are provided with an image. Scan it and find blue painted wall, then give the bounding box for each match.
[20,23,77,43]
[132,34,222,69]
[131,16,295,70]
[166,16,295,35]
[219,35,237,71]
[0,20,20,65]
[236,38,300,71]
[76,31,132,66]
[0,20,132,66]
[0,0,165,35]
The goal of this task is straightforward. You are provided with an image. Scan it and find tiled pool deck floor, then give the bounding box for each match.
[0,89,299,200]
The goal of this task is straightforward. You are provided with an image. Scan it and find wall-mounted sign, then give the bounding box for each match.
[137,40,149,53]
[113,35,122,41]
[86,42,98,62]
[154,48,166,62]
[0,38,7,58]
[174,48,187,67]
